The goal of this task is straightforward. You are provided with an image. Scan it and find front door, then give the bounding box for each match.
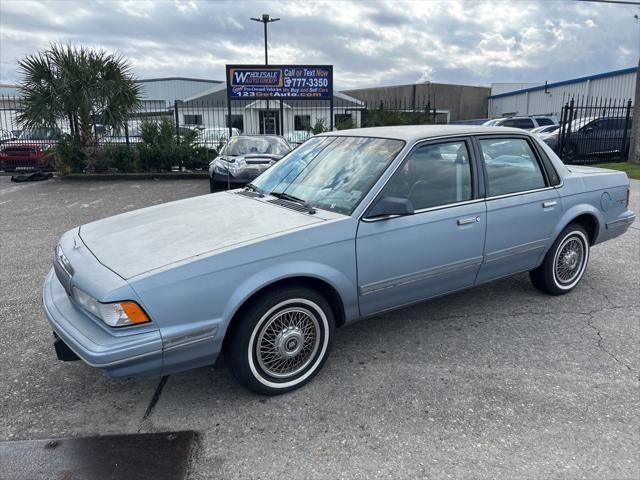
[475,136,562,283]
[356,139,486,317]
[259,110,280,135]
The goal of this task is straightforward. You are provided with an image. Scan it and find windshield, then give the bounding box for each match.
[222,136,290,156]
[19,128,61,140]
[252,135,405,215]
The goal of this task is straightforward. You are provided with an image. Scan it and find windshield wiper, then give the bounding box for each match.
[271,191,316,214]
[245,183,264,197]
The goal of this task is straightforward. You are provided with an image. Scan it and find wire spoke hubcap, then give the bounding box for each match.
[256,307,320,379]
[555,237,584,284]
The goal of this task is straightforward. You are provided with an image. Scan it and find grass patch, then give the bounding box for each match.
[593,162,640,180]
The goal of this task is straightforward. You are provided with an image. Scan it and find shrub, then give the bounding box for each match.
[137,118,211,171]
[53,135,85,174]
[311,118,328,134]
[104,144,136,172]
[84,147,111,173]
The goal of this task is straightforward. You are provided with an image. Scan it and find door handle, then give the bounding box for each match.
[543,201,557,208]
[457,217,479,225]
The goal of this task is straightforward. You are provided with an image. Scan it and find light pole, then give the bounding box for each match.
[250,14,280,134]
[250,14,280,65]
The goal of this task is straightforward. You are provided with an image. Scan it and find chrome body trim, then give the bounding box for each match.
[359,256,483,296]
[483,238,549,264]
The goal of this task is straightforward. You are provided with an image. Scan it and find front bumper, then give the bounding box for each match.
[212,162,270,184]
[42,269,163,377]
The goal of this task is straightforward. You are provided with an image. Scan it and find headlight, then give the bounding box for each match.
[72,287,150,327]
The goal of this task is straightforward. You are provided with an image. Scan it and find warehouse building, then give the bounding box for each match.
[342,82,491,122]
[488,66,637,118]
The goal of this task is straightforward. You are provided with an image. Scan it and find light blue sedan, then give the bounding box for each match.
[43,126,635,394]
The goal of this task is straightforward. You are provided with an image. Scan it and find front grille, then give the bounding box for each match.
[245,159,271,165]
[4,147,37,155]
[267,198,309,213]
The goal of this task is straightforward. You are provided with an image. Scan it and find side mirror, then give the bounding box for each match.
[366,197,414,218]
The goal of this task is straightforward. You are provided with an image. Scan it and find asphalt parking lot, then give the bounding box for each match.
[0,175,638,479]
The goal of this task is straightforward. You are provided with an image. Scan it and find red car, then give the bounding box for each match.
[0,128,60,171]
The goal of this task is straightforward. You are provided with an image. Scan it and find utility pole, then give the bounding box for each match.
[250,14,280,133]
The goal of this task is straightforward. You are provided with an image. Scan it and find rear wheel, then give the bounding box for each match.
[224,286,335,395]
[529,224,590,295]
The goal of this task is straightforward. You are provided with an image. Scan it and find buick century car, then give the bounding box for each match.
[44,126,635,395]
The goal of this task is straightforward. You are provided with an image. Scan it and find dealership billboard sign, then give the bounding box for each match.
[226,65,333,99]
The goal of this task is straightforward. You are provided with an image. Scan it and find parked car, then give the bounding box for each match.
[0,127,61,171]
[44,126,635,395]
[208,135,291,191]
[450,119,489,125]
[482,118,504,126]
[531,125,559,136]
[543,116,632,162]
[491,116,558,130]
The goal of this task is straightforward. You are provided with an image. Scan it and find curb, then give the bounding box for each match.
[60,172,209,181]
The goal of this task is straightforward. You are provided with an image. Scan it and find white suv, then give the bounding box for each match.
[490,116,558,130]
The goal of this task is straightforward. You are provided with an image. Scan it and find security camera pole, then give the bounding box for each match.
[251,14,280,134]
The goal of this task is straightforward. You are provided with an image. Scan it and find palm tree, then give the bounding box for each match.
[17,44,141,146]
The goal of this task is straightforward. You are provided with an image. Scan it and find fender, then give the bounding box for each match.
[219,260,358,336]
[544,202,604,256]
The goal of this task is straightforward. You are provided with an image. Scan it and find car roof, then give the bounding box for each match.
[318,125,527,143]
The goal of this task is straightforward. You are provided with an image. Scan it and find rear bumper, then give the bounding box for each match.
[597,210,635,243]
[42,269,164,377]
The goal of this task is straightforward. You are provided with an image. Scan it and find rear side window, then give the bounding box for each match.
[382,141,472,210]
[479,138,546,196]
[500,118,535,129]
[535,117,554,126]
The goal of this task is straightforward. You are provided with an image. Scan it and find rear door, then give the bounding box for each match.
[475,136,562,283]
[356,138,486,316]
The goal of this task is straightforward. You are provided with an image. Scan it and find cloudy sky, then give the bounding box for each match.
[0,0,638,89]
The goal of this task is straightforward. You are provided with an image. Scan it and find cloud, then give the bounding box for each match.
[0,0,637,90]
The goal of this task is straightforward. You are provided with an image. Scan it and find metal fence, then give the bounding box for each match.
[556,97,633,164]
[0,93,447,172]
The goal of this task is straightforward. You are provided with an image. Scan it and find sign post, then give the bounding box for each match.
[226,65,333,138]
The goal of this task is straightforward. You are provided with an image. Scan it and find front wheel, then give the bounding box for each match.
[529,224,590,295]
[224,286,335,395]
[209,175,226,192]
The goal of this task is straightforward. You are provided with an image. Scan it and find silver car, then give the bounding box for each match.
[209,135,291,191]
[44,126,635,395]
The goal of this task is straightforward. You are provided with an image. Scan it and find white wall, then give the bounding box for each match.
[180,106,362,134]
[488,69,637,118]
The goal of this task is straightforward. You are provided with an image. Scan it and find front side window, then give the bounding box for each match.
[380,141,472,210]
[480,138,546,197]
[252,136,405,215]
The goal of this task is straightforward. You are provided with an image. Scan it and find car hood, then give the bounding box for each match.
[79,191,327,279]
